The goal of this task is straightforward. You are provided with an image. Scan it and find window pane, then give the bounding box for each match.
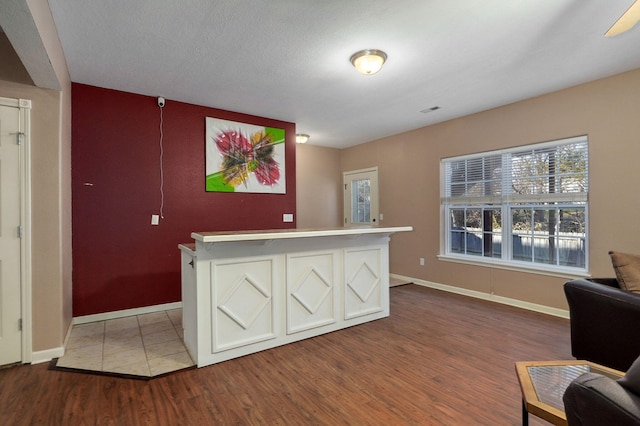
[351,178,370,223]
[483,209,501,257]
[450,208,503,257]
[532,236,555,265]
[491,209,502,231]
[451,183,465,197]
[559,208,586,267]
[512,208,532,232]
[451,209,465,228]
[465,209,481,229]
[484,155,503,197]
[450,161,466,197]
[559,208,585,234]
[509,143,588,198]
[450,229,466,254]
[512,234,531,262]
[533,209,553,234]
[557,143,588,194]
[450,209,465,253]
[465,209,483,255]
[467,231,483,256]
[491,233,502,257]
[512,209,532,262]
[558,237,586,267]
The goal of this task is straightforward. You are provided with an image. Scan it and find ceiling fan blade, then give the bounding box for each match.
[605,0,640,36]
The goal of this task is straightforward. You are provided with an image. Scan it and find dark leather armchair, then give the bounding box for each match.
[564,278,640,372]
[563,355,640,425]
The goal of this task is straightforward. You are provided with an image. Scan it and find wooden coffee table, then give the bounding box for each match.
[515,360,624,426]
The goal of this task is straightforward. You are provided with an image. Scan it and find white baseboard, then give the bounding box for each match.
[73,301,183,325]
[31,347,64,364]
[389,273,569,319]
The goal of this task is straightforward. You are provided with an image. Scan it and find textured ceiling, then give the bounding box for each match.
[48,0,640,149]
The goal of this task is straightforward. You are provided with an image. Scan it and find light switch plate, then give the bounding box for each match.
[283,213,294,223]
[151,214,160,225]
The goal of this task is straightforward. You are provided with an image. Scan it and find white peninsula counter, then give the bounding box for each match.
[179,226,412,367]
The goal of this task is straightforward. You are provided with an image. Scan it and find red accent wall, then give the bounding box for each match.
[72,84,296,316]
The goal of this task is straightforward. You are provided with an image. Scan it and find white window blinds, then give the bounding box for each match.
[441,136,588,205]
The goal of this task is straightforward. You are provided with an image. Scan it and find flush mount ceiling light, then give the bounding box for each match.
[606,0,640,36]
[350,49,387,75]
[295,133,310,144]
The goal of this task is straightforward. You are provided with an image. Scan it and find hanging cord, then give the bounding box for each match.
[159,103,165,219]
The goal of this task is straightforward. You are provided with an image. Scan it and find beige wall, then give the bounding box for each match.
[296,143,342,228]
[0,0,72,355]
[32,0,73,353]
[341,68,640,311]
[0,80,66,351]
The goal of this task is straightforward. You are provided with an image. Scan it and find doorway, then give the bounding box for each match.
[343,167,379,227]
[0,96,31,365]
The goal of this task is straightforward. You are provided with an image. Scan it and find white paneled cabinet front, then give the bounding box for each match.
[180,226,411,367]
[286,250,339,334]
[344,246,384,320]
[211,256,279,352]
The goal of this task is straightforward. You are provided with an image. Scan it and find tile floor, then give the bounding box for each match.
[389,276,411,287]
[56,309,194,378]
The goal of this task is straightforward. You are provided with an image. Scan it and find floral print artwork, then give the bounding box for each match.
[205,118,286,193]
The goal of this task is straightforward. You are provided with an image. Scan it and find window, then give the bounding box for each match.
[441,136,588,272]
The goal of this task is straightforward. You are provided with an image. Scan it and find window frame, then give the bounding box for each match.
[440,136,589,275]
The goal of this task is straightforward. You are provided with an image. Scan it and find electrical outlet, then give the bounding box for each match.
[419,257,425,266]
[379,213,384,221]
[151,215,159,225]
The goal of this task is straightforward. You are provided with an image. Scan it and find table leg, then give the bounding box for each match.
[522,400,529,426]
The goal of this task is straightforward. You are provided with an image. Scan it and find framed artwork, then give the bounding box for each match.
[205,117,286,193]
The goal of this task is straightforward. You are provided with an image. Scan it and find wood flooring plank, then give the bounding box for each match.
[0,285,570,425]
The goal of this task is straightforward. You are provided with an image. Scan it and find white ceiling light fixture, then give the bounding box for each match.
[350,49,387,75]
[295,133,310,144]
[606,0,640,36]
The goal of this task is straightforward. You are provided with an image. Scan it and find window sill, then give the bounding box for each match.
[436,254,590,280]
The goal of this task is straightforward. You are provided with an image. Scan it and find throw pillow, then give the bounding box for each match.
[609,251,640,294]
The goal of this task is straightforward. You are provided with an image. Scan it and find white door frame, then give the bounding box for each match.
[343,166,379,227]
[0,96,32,363]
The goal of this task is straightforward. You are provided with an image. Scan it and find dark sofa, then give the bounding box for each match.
[564,278,640,372]
[563,355,640,425]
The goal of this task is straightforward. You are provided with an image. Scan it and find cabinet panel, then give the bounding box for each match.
[344,246,383,319]
[211,257,277,352]
[287,250,339,334]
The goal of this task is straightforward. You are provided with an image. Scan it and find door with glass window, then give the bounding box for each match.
[343,167,379,227]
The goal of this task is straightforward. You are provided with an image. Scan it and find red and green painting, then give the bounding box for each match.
[205,117,286,193]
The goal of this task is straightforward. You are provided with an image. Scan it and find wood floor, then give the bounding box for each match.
[0,284,571,425]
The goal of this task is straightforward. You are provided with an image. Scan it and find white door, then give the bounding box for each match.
[343,167,379,227]
[0,103,22,365]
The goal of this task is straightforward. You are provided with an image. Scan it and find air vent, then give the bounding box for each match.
[420,106,441,113]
